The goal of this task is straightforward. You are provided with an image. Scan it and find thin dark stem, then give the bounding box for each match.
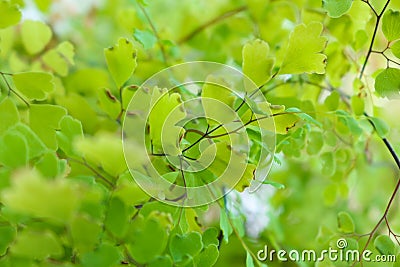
[359,0,391,79]
[182,124,211,153]
[177,6,247,44]
[116,86,125,123]
[122,244,144,267]
[361,0,378,17]
[0,71,13,76]
[137,4,168,65]
[67,158,115,188]
[348,112,400,266]
[207,111,299,139]
[371,50,400,66]
[1,73,30,107]
[353,174,400,266]
[382,137,400,169]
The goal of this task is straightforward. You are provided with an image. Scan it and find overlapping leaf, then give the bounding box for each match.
[104,38,137,87]
[280,22,327,74]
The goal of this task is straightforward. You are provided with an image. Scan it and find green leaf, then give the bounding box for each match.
[56,115,83,156]
[266,108,299,135]
[64,68,110,95]
[21,20,52,55]
[246,252,255,267]
[382,9,400,41]
[219,209,232,242]
[374,235,395,255]
[368,116,390,138]
[70,215,102,253]
[161,172,179,184]
[35,151,67,178]
[75,132,127,176]
[391,40,400,59]
[0,224,16,256]
[242,39,275,89]
[201,75,236,125]
[134,29,157,49]
[104,38,137,87]
[56,93,99,134]
[13,72,54,101]
[194,244,219,267]
[81,243,122,267]
[324,91,340,111]
[321,152,336,176]
[11,229,63,260]
[97,88,121,119]
[286,107,322,127]
[0,98,19,134]
[34,0,51,12]
[149,87,186,155]
[1,169,79,222]
[323,0,352,18]
[375,68,400,98]
[42,42,75,76]
[0,1,21,29]
[30,104,67,149]
[307,131,324,155]
[0,131,28,168]
[351,95,364,116]
[280,22,327,74]
[13,123,46,159]
[104,197,131,238]
[127,213,170,264]
[335,110,363,135]
[169,232,203,262]
[337,211,355,233]
[114,171,150,206]
[197,141,255,192]
[202,228,220,247]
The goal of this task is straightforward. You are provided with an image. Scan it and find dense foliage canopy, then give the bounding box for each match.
[0,0,400,266]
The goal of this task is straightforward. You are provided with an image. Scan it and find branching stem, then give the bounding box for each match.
[359,0,392,79]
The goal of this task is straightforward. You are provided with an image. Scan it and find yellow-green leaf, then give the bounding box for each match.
[149,87,186,155]
[29,104,67,149]
[42,41,75,76]
[323,0,352,18]
[337,211,355,233]
[104,38,137,87]
[10,229,63,260]
[1,169,79,222]
[21,20,52,55]
[34,0,51,12]
[0,131,28,168]
[0,98,19,134]
[201,75,236,125]
[13,72,54,101]
[0,1,21,29]
[242,39,275,89]
[280,22,327,74]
